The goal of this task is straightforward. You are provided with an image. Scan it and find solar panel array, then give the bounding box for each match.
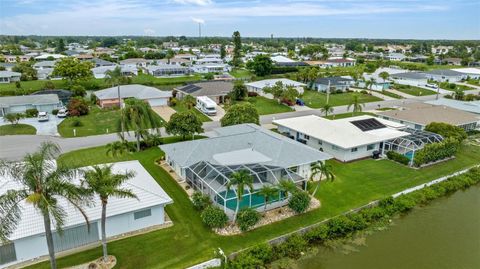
[181,84,201,94]
[350,118,386,132]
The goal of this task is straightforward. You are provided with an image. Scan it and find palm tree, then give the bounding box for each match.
[379,71,389,85]
[105,66,128,136]
[226,170,254,222]
[0,142,91,269]
[309,162,335,197]
[278,179,297,199]
[347,95,365,116]
[118,98,163,152]
[106,141,129,157]
[320,103,334,117]
[82,164,137,262]
[182,95,196,110]
[257,185,278,212]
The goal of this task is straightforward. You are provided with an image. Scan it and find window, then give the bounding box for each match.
[318,140,323,145]
[367,144,375,151]
[0,243,16,265]
[351,147,358,152]
[134,209,152,220]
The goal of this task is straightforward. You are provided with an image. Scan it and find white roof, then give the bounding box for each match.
[0,71,21,78]
[246,78,306,89]
[34,53,66,60]
[270,55,295,63]
[273,115,410,149]
[94,84,172,100]
[452,68,480,75]
[213,148,272,166]
[425,98,480,114]
[197,96,217,107]
[0,161,173,240]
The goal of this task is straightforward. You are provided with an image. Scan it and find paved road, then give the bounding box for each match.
[1,90,478,161]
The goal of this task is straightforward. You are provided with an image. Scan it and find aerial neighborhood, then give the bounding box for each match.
[0,32,480,269]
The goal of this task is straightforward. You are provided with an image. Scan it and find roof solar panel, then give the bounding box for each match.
[181,84,201,94]
[350,118,386,132]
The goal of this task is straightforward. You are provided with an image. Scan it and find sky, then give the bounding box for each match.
[0,0,479,39]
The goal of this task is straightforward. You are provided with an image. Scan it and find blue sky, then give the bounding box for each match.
[0,0,479,39]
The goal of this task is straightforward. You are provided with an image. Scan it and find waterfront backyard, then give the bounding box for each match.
[27,141,480,269]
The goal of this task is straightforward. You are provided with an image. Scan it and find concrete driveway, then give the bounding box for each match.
[152,106,177,121]
[207,105,226,121]
[0,116,64,136]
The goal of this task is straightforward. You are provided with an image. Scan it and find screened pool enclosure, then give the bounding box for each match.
[185,161,307,214]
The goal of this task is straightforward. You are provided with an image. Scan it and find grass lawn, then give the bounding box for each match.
[301,90,382,108]
[230,68,253,79]
[26,140,480,269]
[393,84,437,96]
[0,124,36,136]
[236,96,293,115]
[381,90,404,99]
[438,82,474,92]
[324,111,376,120]
[466,79,479,86]
[0,80,66,96]
[172,103,212,122]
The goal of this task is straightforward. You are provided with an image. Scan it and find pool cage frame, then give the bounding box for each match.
[185,161,307,215]
[383,128,444,165]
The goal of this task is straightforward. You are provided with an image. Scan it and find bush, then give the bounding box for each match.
[288,191,311,214]
[304,224,330,243]
[236,207,261,231]
[71,85,87,97]
[425,122,467,142]
[413,137,460,167]
[273,234,308,259]
[360,90,369,94]
[25,108,38,117]
[169,97,178,107]
[70,117,83,127]
[191,191,212,211]
[67,97,89,116]
[51,109,59,115]
[386,151,410,165]
[200,206,228,229]
[326,215,356,238]
[44,81,55,89]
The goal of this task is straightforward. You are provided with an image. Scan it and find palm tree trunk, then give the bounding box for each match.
[312,172,323,197]
[43,212,57,269]
[263,198,267,212]
[136,132,141,152]
[233,199,240,223]
[101,201,108,262]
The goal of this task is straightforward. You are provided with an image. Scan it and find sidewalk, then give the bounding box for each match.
[389,89,416,99]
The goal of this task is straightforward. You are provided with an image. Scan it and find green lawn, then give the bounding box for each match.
[237,96,293,115]
[393,84,437,96]
[381,90,404,99]
[324,111,376,120]
[466,79,479,86]
[26,141,480,269]
[230,68,253,79]
[57,107,122,137]
[438,82,474,92]
[171,103,212,122]
[301,90,382,108]
[0,124,36,136]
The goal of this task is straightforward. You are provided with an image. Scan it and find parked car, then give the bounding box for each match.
[57,109,68,118]
[37,112,49,122]
[426,83,438,89]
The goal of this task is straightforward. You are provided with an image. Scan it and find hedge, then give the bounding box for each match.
[200,206,228,229]
[413,138,460,167]
[237,208,261,232]
[386,151,410,165]
[228,167,480,267]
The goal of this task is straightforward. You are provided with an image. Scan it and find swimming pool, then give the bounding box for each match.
[215,190,283,211]
[404,151,414,160]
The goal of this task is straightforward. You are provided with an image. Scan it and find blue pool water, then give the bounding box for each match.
[215,190,283,210]
[404,151,414,160]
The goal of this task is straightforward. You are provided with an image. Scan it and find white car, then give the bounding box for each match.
[37,112,49,122]
[57,109,68,118]
[426,83,438,89]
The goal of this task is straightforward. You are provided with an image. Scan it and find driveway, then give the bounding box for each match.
[0,117,64,136]
[207,105,226,121]
[152,106,177,121]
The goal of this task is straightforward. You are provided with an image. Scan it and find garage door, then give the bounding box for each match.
[53,222,99,252]
[148,98,167,107]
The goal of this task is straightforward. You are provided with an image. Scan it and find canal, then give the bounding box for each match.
[295,185,480,269]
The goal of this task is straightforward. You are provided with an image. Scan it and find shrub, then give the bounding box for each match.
[304,224,330,243]
[169,97,178,107]
[191,191,212,211]
[67,97,89,116]
[51,109,59,115]
[71,85,87,97]
[360,90,369,94]
[44,81,55,89]
[273,234,308,259]
[288,191,311,213]
[70,117,83,127]
[237,207,261,231]
[200,206,228,229]
[386,151,410,165]
[25,108,38,117]
[326,215,356,238]
[413,137,460,167]
[425,122,467,142]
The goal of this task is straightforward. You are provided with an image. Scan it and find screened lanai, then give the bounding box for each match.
[184,161,306,213]
[383,128,444,164]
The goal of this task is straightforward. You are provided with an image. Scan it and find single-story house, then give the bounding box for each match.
[0,63,15,71]
[92,65,138,79]
[270,55,308,67]
[424,69,464,82]
[0,71,21,83]
[175,81,233,104]
[274,115,413,162]
[385,53,407,61]
[89,58,116,67]
[245,78,306,98]
[37,68,56,80]
[0,94,62,116]
[33,60,56,70]
[175,53,197,61]
[443,58,462,66]
[0,161,173,268]
[119,58,149,68]
[146,65,190,77]
[377,103,479,131]
[452,68,480,79]
[313,58,356,68]
[191,64,231,74]
[158,58,191,66]
[195,57,223,65]
[311,76,354,92]
[31,89,72,106]
[93,84,172,108]
[160,124,331,216]
[390,72,428,87]
[34,53,66,61]
[425,98,480,115]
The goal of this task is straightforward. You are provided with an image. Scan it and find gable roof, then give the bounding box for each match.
[0,161,173,240]
[160,124,331,168]
[175,81,233,97]
[314,76,353,85]
[93,84,172,100]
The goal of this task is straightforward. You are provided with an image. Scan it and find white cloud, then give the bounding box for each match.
[144,28,156,35]
[191,17,205,24]
[173,0,212,6]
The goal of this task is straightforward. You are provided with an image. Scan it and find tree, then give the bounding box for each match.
[320,103,334,117]
[106,141,129,157]
[220,45,226,59]
[166,111,204,140]
[67,97,89,116]
[278,179,297,199]
[221,103,259,127]
[226,170,254,222]
[82,165,137,262]
[53,57,93,84]
[257,185,278,212]
[0,142,90,269]
[105,66,128,135]
[12,62,37,81]
[55,38,65,53]
[425,122,467,142]
[232,31,243,67]
[309,162,335,197]
[347,95,365,116]
[263,81,300,104]
[70,85,86,97]
[166,49,175,64]
[379,71,389,84]
[249,54,273,76]
[3,113,24,125]
[182,94,196,109]
[230,80,248,101]
[118,98,163,152]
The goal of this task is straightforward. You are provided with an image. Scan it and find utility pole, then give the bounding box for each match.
[198,23,202,38]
